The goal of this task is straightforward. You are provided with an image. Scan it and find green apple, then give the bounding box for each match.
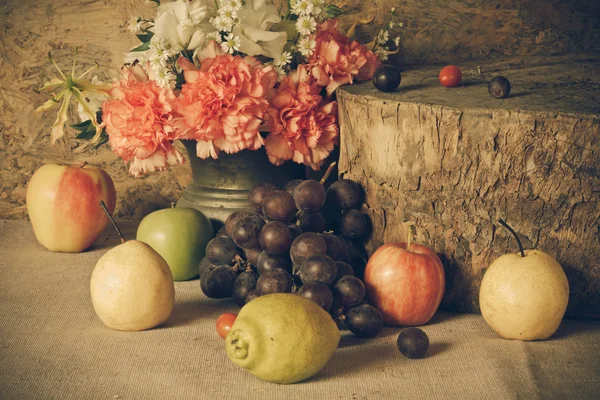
[137,207,213,281]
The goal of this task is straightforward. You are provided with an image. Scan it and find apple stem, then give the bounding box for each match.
[406,225,414,252]
[99,201,125,244]
[80,161,88,168]
[171,202,176,208]
[319,161,337,185]
[498,218,525,257]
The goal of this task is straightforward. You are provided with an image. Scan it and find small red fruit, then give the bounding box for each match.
[439,65,462,87]
[216,313,237,339]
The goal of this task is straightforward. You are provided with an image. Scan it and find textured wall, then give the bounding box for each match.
[1,0,598,219]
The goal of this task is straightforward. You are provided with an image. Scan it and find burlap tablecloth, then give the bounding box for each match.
[1,220,598,400]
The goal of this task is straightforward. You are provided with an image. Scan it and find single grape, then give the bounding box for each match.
[293,180,326,213]
[231,214,265,249]
[298,212,327,233]
[333,276,365,307]
[243,247,261,266]
[225,211,258,237]
[339,209,368,238]
[199,257,216,278]
[283,179,304,197]
[256,251,292,274]
[297,282,334,311]
[245,289,260,304]
[205,237,240,265]
[290,232,327,266]
[248,183,276,213]
[321,233,345,261]
[488,76,511,99]
[344,304,383,338]
[201,265,238,298]
[200,264,217,296]
[335,261,355,281]
[397,328,430,359]
[262,190,297,223]
[259,221,293,255]
[256,269,293,295]
[300,254,338,285]
[233,270,259,307]
[215,226,229,238]
[326,179,362,209]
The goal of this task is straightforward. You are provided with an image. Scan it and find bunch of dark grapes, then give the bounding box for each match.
[198,163,383,339]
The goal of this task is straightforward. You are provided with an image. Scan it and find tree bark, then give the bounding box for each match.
[337,54,600,319]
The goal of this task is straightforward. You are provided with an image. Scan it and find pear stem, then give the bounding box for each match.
[319,161,337,185]
[100,201,125,244]
[80,161,88,168]
[498,218,525,257]
[406,225,413,252]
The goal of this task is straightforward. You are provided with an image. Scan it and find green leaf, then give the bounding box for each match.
[70,120,92,130]
[130,42,151,52]
[92,131,109,149]
[136,32,154,43]
[324,4,347,18]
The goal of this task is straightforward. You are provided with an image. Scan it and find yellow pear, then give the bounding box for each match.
[479,220,569,341]
[90,240,175,331]
[225,293,340,384]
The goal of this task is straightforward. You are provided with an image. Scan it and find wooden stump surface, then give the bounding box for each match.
[337,53,600,319]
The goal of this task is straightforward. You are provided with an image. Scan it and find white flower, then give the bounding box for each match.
[274,65,287,82]
[223,0,242,11]
[273,51,292,67]
[153,0,216,51]
[221,33,241,54]
[398,22,404,27]
[128,16,143,34]
[232,0,287,59]
[211,15,233,32]
[292,0,313,16]
[77,76,110,123]
[394,36,401,47]
[375,47,389,61]
[150,65,177,89]
[297,36,315,57]
[219,7,238,22]
[311,0,324,17]
[296,16,316,36]
[377,29,389,44]
[149,36,179,61]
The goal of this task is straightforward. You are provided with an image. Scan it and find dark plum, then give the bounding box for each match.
[288,224,303,240]
[215,226,229,238]
[262,190,297,223]
[290,232,327,266]
[338,209,368,239]
[344,304,384,338]
[321,233,345,261]
[326,179,362,209]
[283,179,305,197]
[293,180,326,213]
[335,261,355,281]
[205,237,240,265]
[298,212,327,233]
[245,289,260,304]
[248,183,276,213]
[231,214,265,249]
[225,211,259,237]
[256,269,293,295]
[201,265,238,298]
[333,275,365,307]
[256,251,292,274]
[300,254,338,285]
[233,270,259,307]
[397,328,430,359]
[243,247,261,265]
[488,76,511,99]
[199,257,216,278]
[297,282,334,311]
[259,221,293,255]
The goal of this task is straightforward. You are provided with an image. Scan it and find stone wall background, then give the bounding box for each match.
[1,0,598,219]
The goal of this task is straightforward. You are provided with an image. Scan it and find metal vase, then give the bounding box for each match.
[176,140,305,230]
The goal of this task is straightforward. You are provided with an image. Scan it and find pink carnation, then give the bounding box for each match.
[102,63,183,177]
[264,68,338,170]
[175,42,278,159]
[307,19,379,96]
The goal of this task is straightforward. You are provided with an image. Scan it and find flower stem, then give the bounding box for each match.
[498,218,525,257]
[100,201,125,244]
[319,161,337,185]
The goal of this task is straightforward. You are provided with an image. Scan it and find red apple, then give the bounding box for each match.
[26,163,116,252]
[364,238,445,326]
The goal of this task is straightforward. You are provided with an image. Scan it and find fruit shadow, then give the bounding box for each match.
[160,297,239,329]
[545,319,600,341]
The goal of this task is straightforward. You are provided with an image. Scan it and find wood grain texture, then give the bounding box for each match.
[337,54,600,318]
[0,0,598,220]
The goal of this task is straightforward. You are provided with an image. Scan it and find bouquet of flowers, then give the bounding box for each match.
[36,0,401,177]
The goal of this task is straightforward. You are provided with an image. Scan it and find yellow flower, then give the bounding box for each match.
[35,50,111,144]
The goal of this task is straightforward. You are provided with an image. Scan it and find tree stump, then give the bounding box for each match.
[337,54,600,319]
